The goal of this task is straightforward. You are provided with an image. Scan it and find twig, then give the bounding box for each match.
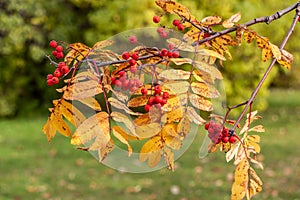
[231,4,300,131]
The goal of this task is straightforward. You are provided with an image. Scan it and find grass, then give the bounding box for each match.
[0,89,300,200]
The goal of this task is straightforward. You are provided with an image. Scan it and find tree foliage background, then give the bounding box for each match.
[0,0,299,117]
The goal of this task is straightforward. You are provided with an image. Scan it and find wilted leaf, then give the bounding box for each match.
[163,148,175,171]
[191,82,220,98]
[189,94,213,111]
[269,43,281,60]
[92,39,114,50]
[222,12,241,28]
[161,107,184,123]
[98,140,114,161]
[155,0,192,19]
[58,99,86,126]
[163,94,187,112]
[226,142,240,162]
[243,29,256,43]
[261,43,272,62]
[277,49,294,70]
[159,69,190,80]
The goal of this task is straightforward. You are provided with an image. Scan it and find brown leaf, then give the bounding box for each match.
[92,39,114,50]
[155,0,192,19]
[177,115,191,138]
[243,29,256,43]
[127,96,149,108]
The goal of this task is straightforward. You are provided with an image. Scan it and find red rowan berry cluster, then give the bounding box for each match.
[172,19,185,31]
[204,121,238,144]
[49,40,64,60]
[111,70,141,92]
[46,62,70,86]
[159,47,179,58]
[142,85,170,112]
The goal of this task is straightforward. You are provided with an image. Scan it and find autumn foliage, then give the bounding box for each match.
[42,0,299,199]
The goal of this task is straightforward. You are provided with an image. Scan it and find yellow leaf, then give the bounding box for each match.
[163,148,175,171]
[161,123,178,137]
[201,16,222,26]
[231,158,249,200]
[189,94,213,111]
[256,35,269,49]
[269,43,281,60]
[193,70,215,84]
[73,112,109,144]
[135,123,161,139]
[170,57,193,66]
[98,140,114,161]
[194,61,223,80]
[191,82,220,98]
[277,49,294,70]
[243,29,256,43]
[159,69,190,80]
[134,113,151,126]
[92,39,114,50]
[59,99,86,126]
[110,112,136,136]
[177,116,191,138]
[140,136,163,162]
[127,96,149,108]
[247,135,260,143]
[89,129,111,151]
[223,12,241,28]
[161,107,183,123]
[246,140,261,153]
[71,134,82,145]
[261,43,272,62]
[78,97,102,111]
[63,80,103,100]
[148,149,162,168]
[163,81,189,94]
[186,106,206,125]
[163,94,187,112]
[164,136,182,150]
[155,0,191,19]
[112,126,133,157]
[65,43,91,66]
[108,97,141,116]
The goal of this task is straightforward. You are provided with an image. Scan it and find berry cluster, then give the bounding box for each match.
[111,70,141,92]
[204,121,238,144]
[121,51,140,73]
[46,62,70,86]
[159,48,179,58]
[172,19,185,31]
[49,40,64,60]
[142,85,170,112]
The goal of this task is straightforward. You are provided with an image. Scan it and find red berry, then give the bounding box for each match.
[298,17,300,22]
[144,104,151,112]
[111,77,116,84]
[172,19,181,26]
[119,75,127,82]
[130,66,137,74]
[222,136,229,143]
[47,79,53,86]
[133,79,142,87]
[172,51,179,58]
[51,77,59,84]
[47,74,53,80]
[203,32,211,38]
[153,15,160,23]
[157,27,164,33]
[167,51,173,58]
[131,52,139,60]
[141,88,148,95]
[122,51,130,60]
[161,98,167,106]
[53,69,61,77]
[56,52,64,59]
[55,45,63,52]
[204,123,210,130]
[58,62,66,69]
[154,85,162,95]
[118,71,126,77]
[162,92,169,99]
[229,135,238,143]
[61,65,69,74]
[153,96,163,104]
[52,50,58,57]
[128,35,137,44]
[49,40,57,48]
[168,43,174,50]
[177,24,185,31]
[114,80,122,87]
[130,86,137,92]
[129,59,136,66]
[148,97,155,105]
[160,48,168,57]
[159,31,168,38]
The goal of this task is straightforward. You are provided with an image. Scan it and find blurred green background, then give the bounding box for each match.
[0,0,300,199]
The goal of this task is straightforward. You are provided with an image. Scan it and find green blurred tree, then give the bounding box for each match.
[0,0,298,117]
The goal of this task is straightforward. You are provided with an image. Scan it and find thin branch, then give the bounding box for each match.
[231,4,300,131]
[191,2,300,46]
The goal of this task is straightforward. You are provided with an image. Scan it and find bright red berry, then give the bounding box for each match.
[131,52,139,60]
[162,92,169,99]
[144,104,151,112]
[47,79,53,86]
[58,62,66,68]
[167,51,173,58]
[56,52,64,59]
[111,77,116,84]
[204,123,210,130]
[153,15,160,23]
[161,98,167,106]
[177,24,185,31]
[61,65,69,74]
[114,80,122,87]
[141,88,148,95]
[298,17,300,22]
[52,50,58,57]
[172,51,179,58]
[229,135,238,143]
[154,85,162,95]
[53,69,62,77]
[49,40,57,48]
[148,97,155,105]
[129,59,136,66]
[222,136,229,143]
[153,96,163,104]
[47,74,53,80]
[122,51,130,60]
[160,48,168,57]
[172,19,181,26]
[130,66,138,74]
[118,71,126,77]
[55,45,63,52]
[51,77,59,84]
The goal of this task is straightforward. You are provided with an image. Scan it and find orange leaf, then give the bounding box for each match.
[65,43,91,66]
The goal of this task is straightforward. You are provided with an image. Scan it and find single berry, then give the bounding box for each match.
[118,70,126,77]
[141,88,148,95]
[111,77,116,84]
[148,97,155,105]
[168,43,174,50]
[47,79,53,86]
[129,59,136,66]
[130,66,138,74]
[53,69,61,77]
[58,62,66,69]
[167,51,173,58]
[47,74,53,80]
[172,51,179,58]
[298,17,300,22]
[229,135,238,143]
[56,52,64,59]
[172,19,181,26]
[153,15,160,23]
[133,78,142,87]
[162,92,169,99]
[51,77,59,84]
[131,52,139,60]
[61,65,69,74]
[55,45,63,52]
[157,27,164,33]
[222,136,229,143]
[160,48,168,57]
[177,24,185,31]
[153,96,163,104]
[122,51,130,60]
[161,98,167,106]
[159,31,168,38]
[154,85,162,94]
[204,123,210,130]
[128,35,137,44]
[52,50,58,57]
[114,80,122,87]
[144,104,151,112]
[49,40,57,48]
[130,86,137,92]
[128,80,135,88]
